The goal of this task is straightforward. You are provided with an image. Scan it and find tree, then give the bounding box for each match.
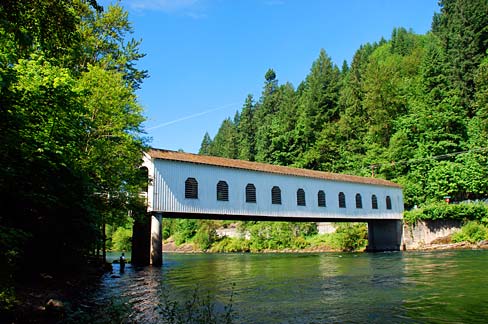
[294,49,341,168]
[432,0,488,116]
[0,1,147,276]
[199,132,213,155]
[237,95,256,161]
[209,118,238,158]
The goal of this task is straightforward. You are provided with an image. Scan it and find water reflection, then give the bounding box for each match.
[93,250,488,323]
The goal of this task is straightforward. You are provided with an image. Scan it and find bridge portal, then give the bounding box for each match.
[134,149,404,266]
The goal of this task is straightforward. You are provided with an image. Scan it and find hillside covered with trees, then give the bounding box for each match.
[200,0,488,208]
[159,0,488,252]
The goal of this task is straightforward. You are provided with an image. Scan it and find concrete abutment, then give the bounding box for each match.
[150,213,163,266]
[367,220,403,252]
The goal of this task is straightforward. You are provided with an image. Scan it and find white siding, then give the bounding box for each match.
[148,159,403,220]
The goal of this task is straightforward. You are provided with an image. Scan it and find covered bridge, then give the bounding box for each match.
[133,149,404,266]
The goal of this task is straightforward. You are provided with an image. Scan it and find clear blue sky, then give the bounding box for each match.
[104,0,440,153]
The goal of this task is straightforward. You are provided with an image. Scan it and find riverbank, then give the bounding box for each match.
[406,240,488,251]
[2,261,111,324]
[163,238,488,254]
[163,237,344,253]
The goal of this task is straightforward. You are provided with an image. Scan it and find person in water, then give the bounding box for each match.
[119,253,126,272]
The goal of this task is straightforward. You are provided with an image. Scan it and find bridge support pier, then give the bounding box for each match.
[131,214,151,266]
[367,220,403,252]
[150,213,163,266]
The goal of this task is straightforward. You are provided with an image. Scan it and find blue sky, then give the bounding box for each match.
[104,0,440,153]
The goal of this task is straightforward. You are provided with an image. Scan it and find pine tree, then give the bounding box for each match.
[199,132,213,155]
[237,95,256,161]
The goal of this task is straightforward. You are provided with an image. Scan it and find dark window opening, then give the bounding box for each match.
[217,180,229,201]
[297,188,306,206]
[372,194,378,209]
[246,183,256,203]
[318,190,326,207]
[355,193,362,209]
[338,192,346,208]
[272,186,282,205]
[386,196,392,210]
[185,177,198,199]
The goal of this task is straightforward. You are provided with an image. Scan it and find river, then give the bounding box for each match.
[96,250,488,323]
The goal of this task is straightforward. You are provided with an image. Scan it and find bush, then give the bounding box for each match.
[451,221,488,243]
[209,237,250,253]
[193,221,219,250]
[334,223,368,251]
[111,227,132,251]
[404,201,488,224]
[306,234,336,249]
[174,219,198,245]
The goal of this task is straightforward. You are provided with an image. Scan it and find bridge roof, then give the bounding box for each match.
[147,148,401,188]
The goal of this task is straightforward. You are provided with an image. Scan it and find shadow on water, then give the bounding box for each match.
[92,250,488,323]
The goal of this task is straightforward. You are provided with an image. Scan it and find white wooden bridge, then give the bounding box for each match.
[133,149,404,266]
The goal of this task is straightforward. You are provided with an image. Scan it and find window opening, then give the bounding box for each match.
[318,190,326,207]
[185,177,198,199]
[338,192,346,208]
[246,183,256,203]
[297,188,306,206]
[386,196,392,210]
[371,194,378,209]
[272,186,282,205]
[217,181,229,201]
[355,193,363,209]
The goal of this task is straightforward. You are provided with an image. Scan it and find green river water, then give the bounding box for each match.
[98,250,488,323]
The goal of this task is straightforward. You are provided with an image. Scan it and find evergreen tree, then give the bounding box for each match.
[199,132,213,155]
[432,0,488,116]
[209,118,238,158]
[237,95,256,161]
[294,49,341,168]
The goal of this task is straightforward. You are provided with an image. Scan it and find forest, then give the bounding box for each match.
[164,0,488,251]
[201,0,488,208]
[1,0,488,315]
[0,0,147,310]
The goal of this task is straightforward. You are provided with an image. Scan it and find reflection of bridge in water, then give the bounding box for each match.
[132,149,404,266]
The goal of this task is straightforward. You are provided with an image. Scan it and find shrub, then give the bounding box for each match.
[451,221,488,244]
[174,219,198,245]
[404,201,488,224]
[111,227,132,251]
[306,234,336,249]
[334,223,368,251]
[209,237,250,253]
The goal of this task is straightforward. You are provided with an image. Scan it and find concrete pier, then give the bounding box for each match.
[367,220,403,252]
[150,213,163,266]
[131,216,150,266]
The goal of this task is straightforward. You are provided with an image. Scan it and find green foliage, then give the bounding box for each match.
[0,287,16,312]
[333,223,368,251]
[173,219,198,245]
[241,221,317,251]
[404,202,488,224]
[0,1,147,281]
[305,223,368,251]
[451,221,488,244]
[200,1,488,212]
[111,227,133,251]
[193,221,219,250]
[209,237,251,253]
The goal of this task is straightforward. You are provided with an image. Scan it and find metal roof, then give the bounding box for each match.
[147,148,402,188]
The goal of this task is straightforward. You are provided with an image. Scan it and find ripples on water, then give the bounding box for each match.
[94,250,488,323]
